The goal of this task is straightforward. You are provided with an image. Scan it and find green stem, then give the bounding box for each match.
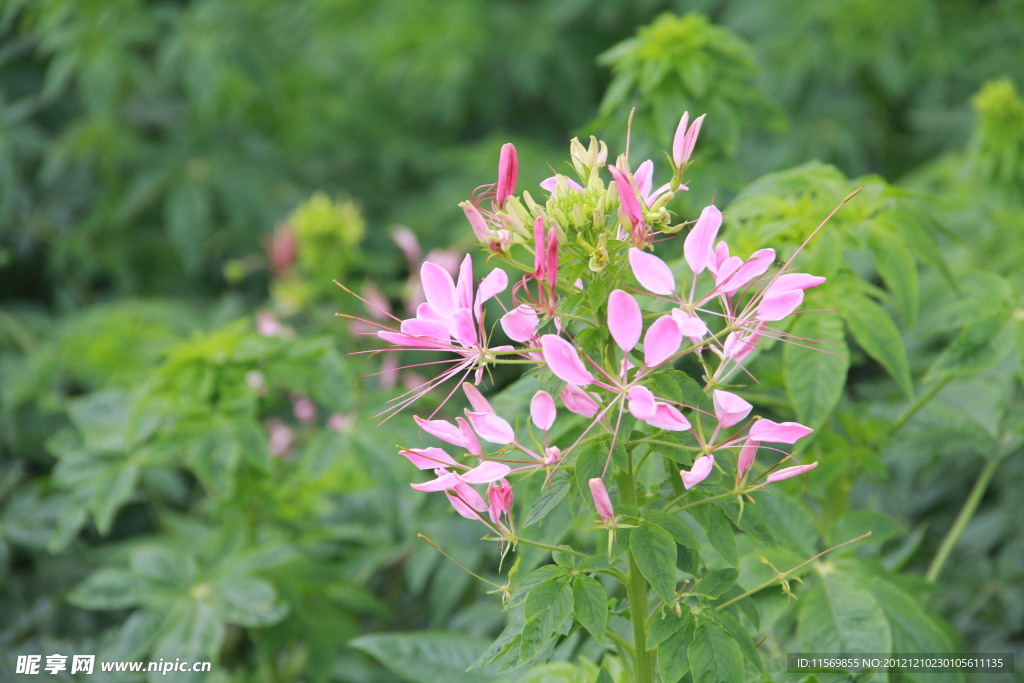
[891,376,952,435]
[665,489,742,514]
[514,537,588,558]
[620,454,655,683]
[925,456,1000,583]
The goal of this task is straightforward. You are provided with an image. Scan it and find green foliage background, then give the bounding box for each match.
[1,0,1022,681]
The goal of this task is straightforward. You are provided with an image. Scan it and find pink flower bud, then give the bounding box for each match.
[737,440,758,476]
[530,390,557,431]
[588,478,614,520]
[293,397,316,424]
[749,419,813,444]
[712,390,753,429]
[684,205,722,275]
[496,143,518,208]
[487,479,514,523]
[460,201,491,243]
[561,384,600,417]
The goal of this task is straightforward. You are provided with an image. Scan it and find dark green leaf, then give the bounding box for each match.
[645,509,701,550]
[352,632,503,683]
[694,568,739,599]
[211,577,289,628]
[68,568,147,610]
[841,291,914,397]
[688,619,745,683]
[926,312,1015,381]
[523,470,571,528]
[784,311,848,429]
[572,576,608,644]
[798,570,892,653]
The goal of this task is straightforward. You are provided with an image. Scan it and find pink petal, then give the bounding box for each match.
[530,390,557,431]
[500,305,539,342]
[671,309,709,342]
[377,330,444,349]
[766,462,818,483]
[768,273,826,294]
[708,241,730,276]
[413,417,465,448]
[411,469,460,491]
[633,159,654,201]
[723,323,765,362]
[541,175,583,194]
[460,461,512,484]
[400,448,459,470]
[465,410,515,445]
[627,385,657,420]
[561,384,600,417]
[719,248,775,294]
[608,166,644,228]
[496,143,518,208]
[462,382,494,413]
[461,201,490,242]
[487,480,513,523]
[455,254,474,311]
[737,440,758,476]
[672,112,691,167]
[474,267,508,321]
[421,261,457,317]
[446,482,488,518]
[684,205,722,275]
[608,289,642,352]
[628,248,676,296]
[541,334,594,386]
[749,419,813,444]
[400,317,451,342]
[451,308,477,347]
[756,290,804,322]
[455,417,482,455]
[712,390,753,428]
[645,403,692,431]
[644,315,683,368]
[714,256,743,288]
[681,455,715,489]
[588,478,614,520]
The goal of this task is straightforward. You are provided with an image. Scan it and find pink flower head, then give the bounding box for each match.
[716,248,775,295]
[267,223,297,276]
[588,478,614,520]
[737,440,758,476]
[608,165,648,246]
[628,248,676,296]
[627,385,657,420]
[411,461,511,520]
[543,446,561,465]
[608,289,642,352]
[712,390,752,428]
[672,112,705,169]
[496,143,518,208]
[681,455,715,489]
[257,311,282,338]
[561,383,600,417]
[465,410,515,445]
[644,315,683,368]
[748,419,813,444]
[723,322,766,362]
[627,386,690,431]
[500,304,539,342]
[413,415,481,455]
[530,390,557,431]
[766,462,818,483]
[400,446,460,470]
[266,419,293,458]
[684,205,722,275]
[487,479,513,523]
[293,397,316,424]
[541,334,594,386]
[646,403,691,431]
[671,309,709,344]
[756,273,826,322]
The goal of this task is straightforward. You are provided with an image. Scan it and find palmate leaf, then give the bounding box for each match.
[839,289,914,398]
[783,309,849,429]
[352,632,509,683]
[798,568,892,654]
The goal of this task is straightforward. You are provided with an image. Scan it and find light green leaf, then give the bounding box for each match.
[630,522,677,604]
[841,291,914,397]
[521,578,572,662]
[869,223,920,324]
[523,470,571,528]
[658,621,693,683]
[926,312,1016,381]
[645,509,701,550]
[68,390,133,452]
[784,311,848,429]
[572,576,608,644]
[693,568,739,600]
[69,568,147,610]
[211,577,289,628]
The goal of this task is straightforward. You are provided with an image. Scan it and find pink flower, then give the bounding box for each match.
[608,166,648,246]
[465,410,515,445]
[500,304,539,342]
[257,311,282,338]
[487,479,514,523]
[266,223,297,276]
[714,248,775,295]
[627,386,691,431]
[672,112,705,169]
[748,419,813,444]
[293,397,316,424]
[496,143,518,208]
[588,478,614,520]
[766,462,818,483]
[541,334,594,386]
[723,322,766,362]
[540,175,584,195]
[712,390,752,428]
[413,415,482,455]
[671,309,708,344]
[266,419,293,458]
[737,440,758,476]
[411,461,511,520]
[681,455,715,489]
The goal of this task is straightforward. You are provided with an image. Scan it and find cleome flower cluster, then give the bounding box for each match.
[356,113,820,542]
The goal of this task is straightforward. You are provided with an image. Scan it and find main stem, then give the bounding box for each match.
[620,452,654,683]
[925,456,1000,583]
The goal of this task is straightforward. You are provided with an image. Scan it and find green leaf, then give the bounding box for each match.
[869,223,920,324]
[68,568,147,610]
[647,370,713,415]
[165,180,211,272]
[784,311,849,428]
[629,522,677,604]
[523,470,571,528]
[645,509,701,550]
[68,390,133,452]
[703,506,739,568]
[521,578,572,662]
[508,566,568,608]
[841,290,914,397]
[798,569,892,653]
[91,461,139,535]
[211,577,289,628]
[574,440,606,509]
[352,632,503,683]
[572,576,608,644]
[658,620,693,683]
[151,602,225,676]
[688,619,745,683]
[713,610,764,672]
[926,312,1016,381]
[694,568,739,600]
[647,608,692,649]
[832,510,907,547]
